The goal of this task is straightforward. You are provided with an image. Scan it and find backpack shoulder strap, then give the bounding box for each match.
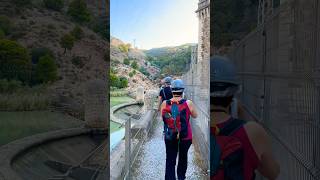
[219,119,246,136]
[162,88,167,100]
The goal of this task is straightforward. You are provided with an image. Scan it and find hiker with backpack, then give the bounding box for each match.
[160,79,198,180]
[210,56,280,180]
[158,76,174,111]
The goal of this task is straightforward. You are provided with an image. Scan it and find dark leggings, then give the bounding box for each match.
[165,139,192,180]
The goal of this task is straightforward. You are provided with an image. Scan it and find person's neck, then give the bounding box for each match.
[172,96,182,101]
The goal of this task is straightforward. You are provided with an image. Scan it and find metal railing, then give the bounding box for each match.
[228,0,320,179]
[123,95,158,180]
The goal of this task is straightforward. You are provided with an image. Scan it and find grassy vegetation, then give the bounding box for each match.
[110,96,134,107]
[0,111,83,146]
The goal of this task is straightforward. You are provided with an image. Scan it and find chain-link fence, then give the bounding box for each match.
[228,0,320,179]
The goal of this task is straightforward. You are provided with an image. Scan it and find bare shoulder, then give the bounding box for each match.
[244,121,268,138]
[186,99,193,104]
[244,121,270,157]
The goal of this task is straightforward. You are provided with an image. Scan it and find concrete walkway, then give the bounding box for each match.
[131,113,207,180]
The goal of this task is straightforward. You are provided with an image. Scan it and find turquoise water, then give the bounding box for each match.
[110,128,125,151]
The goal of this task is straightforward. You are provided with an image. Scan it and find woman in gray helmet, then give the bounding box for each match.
[210,56,279,180]
[160,79,198,180]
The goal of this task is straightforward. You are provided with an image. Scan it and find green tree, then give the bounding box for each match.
[43,0,64,11]
[118,77,128,88]
[118,44,131,53]
[110,71,119,87]
[60,34,75,53]
[0,39,31,83]
[31,47,54,64]
[0,16,13,35]
[70,25,84,40]
[68,0,91,23]
[131,61,138,69]
[35,55,57,83]
[123,58,130,65]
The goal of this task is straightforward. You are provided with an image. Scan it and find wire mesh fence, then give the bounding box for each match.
[228,0,320,179]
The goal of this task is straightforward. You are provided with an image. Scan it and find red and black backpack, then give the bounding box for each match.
[162,99,189,141]
[210,118,247,180]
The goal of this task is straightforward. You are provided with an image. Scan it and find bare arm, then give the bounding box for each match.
[158,96,162,111]
[186,100,198,118]
[245,122,280,180]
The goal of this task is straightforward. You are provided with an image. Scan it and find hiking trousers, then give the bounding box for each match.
[165,139,192,180]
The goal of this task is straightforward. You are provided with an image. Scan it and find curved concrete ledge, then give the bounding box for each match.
[0,127,93,180]
[110,101,143,124]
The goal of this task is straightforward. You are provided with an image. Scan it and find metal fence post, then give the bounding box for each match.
[125,117,131,180]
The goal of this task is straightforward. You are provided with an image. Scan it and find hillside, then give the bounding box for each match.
[144,44,195,76]
[0,0,108,118]
[110,36,160,80]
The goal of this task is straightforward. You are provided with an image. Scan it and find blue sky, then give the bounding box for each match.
[111,0,199,50]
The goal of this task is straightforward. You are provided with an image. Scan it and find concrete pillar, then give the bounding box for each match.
[143,90,157,111]
[136,86,144,103]
[84,79,108,129]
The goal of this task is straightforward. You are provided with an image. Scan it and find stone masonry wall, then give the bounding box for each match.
[182,0,210,170]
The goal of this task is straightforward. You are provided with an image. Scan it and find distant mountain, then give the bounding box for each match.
[144,44,197,76]
[144,43,197,57]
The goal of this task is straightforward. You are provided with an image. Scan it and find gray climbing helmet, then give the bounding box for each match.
[210,56,240,97]
[164,76,172,85]
[171,79,185,93]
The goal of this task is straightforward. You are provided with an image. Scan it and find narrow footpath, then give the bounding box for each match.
[131,113,207,180]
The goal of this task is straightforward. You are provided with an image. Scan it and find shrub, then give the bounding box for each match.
[43,0,64,11]
[89,18,108,39]
[123,58,130,65]
[35,55,57,83]
[132,70,136,74]
[131,61,138,69]
[68,0,91,23]
[31,47,54,64]
[118,44,131,53]
[139,67,150,76]
[0,39,32,83]
[60,34,75,53]
[129,72,134,77]
[0,16,13,35]
[118,77,128,88]
[70,25,84,40]
[110,72,119,87]
[0,79,23,93]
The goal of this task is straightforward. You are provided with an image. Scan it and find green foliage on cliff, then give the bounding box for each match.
[145,45,192,76]
[212,0,259,47]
